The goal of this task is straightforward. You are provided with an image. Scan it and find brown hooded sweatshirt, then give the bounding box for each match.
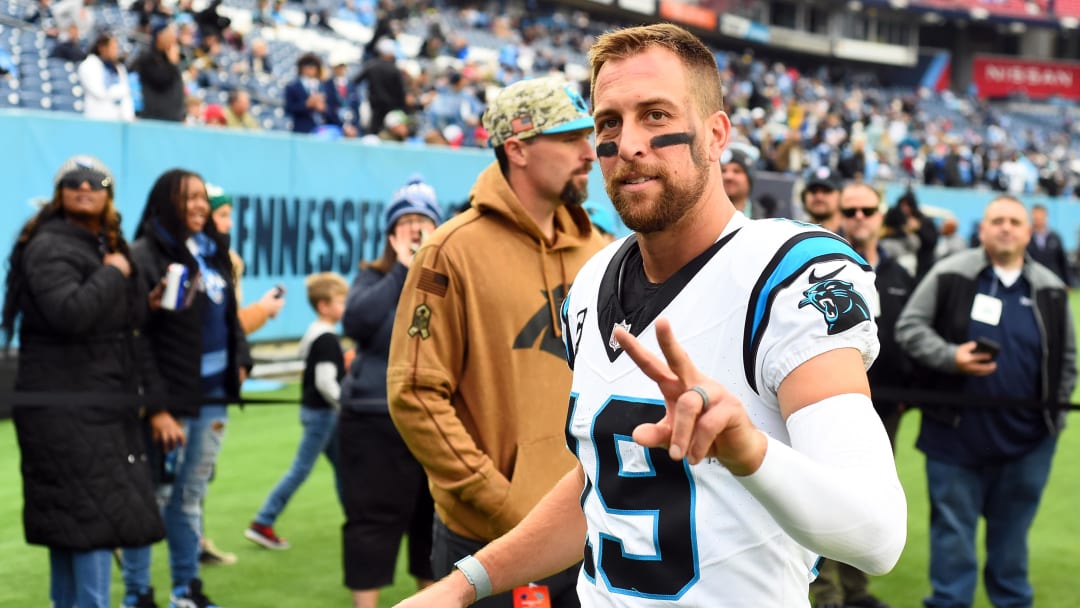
[387,161,607,541]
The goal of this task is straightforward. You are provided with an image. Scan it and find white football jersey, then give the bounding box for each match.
[560,213,879,607]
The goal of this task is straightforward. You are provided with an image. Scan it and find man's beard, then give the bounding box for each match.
[560,179,588,207]
[607,150,710,235]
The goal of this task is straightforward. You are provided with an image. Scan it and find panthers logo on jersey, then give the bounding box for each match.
[798,270,872,335]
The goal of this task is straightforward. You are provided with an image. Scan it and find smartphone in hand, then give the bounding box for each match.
[972,337,1001,360]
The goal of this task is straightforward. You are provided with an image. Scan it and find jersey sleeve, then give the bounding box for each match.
[746,232,880,398]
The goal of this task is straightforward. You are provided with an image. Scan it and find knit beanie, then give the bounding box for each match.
[383,175,442,230]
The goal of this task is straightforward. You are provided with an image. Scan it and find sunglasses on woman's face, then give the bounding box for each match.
[59,170,112,192]
[840,206,879,219]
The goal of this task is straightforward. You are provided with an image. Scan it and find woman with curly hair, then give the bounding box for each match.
[2,156,181,608]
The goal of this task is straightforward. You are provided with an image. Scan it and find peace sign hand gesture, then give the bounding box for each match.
[613,318,768,476]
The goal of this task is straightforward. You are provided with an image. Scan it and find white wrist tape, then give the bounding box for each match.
[735,393,907,575]
[454,555,493,600]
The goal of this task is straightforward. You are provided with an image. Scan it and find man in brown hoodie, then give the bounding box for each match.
[387,75,607,608]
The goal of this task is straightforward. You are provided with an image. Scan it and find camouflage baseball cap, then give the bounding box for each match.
[483,76,593,147]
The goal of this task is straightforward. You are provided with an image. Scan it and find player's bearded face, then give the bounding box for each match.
[606,139,709,234]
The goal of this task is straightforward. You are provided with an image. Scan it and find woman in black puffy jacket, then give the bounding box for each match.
[2,155,183,608]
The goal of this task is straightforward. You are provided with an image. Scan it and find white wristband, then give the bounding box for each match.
[454,555,493,600]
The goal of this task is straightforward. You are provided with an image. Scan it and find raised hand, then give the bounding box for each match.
[613,318,766,474]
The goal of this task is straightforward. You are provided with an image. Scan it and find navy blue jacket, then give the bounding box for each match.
[284,78,342,134]
[896,248,1076,464]
[340,263,408,413]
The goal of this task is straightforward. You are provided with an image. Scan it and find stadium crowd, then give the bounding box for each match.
[1,0,1079,197]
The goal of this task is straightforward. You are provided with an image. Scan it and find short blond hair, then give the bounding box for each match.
[305,272,348,311]
[588,23,724,120]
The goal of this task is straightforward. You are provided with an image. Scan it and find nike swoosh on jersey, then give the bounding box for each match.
[808,265,844,283]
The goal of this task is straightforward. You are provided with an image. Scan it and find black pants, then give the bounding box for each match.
[431,516,581,608]
[339,410,433,589]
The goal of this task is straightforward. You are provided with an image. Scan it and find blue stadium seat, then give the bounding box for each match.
[18,89,47,109]
[50,94,79,112]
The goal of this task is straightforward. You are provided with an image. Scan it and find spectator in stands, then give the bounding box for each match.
[943,140,974,188]
[1000,150,1032,195]
[223,90,259,130]
[247,38,273,76]
[894,189,939,280]
[1027,204,1070,285]
[175,18,198,70]
[896,195,1075,608]
[131,18,185,122]
[285,52,350,135]
[387,75,606,608]
[203,103,227,127]
[721,148,756,217]
[23,0,55,28]
[303,0,334,30]
[423,71,482,145]
[361,108,409,143]
[418,22,447,60]
[78,32,135,121]
[253,0,274,26]
[3,155,177,608]
[51,0,94,43]
[354,38,405,135]
[183,95,204,125]
[801,166,843,234]
[935,217,969,260]
[50,22,87,62]
[269,0,287,25]
[193,0,230,42]
[246,272,347,550]
[339,176,441,608]
[122,168,251,608]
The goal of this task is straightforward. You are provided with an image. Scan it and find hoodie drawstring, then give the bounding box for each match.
[538,240,566,341]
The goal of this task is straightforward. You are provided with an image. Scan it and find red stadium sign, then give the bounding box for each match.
[971,55,1080,101]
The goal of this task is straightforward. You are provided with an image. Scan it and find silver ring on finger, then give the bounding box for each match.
[689,385,709,410]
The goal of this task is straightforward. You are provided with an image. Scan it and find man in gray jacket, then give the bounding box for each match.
[896,194,1075,608]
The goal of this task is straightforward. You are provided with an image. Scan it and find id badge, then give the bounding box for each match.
[513,584,552,608]
[971,293,1003,326]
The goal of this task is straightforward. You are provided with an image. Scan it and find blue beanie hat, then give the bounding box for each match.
[149,16,171,42]
[383,174,442,230]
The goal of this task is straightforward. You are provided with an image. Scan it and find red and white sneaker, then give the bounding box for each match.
[244,522,290,550]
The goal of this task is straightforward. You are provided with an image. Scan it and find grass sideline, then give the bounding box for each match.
[2,289,1080,606]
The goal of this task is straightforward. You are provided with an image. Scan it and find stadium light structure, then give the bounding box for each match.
[888,0,908,7]
[970,7,989,20]
[1062,16,1079,29]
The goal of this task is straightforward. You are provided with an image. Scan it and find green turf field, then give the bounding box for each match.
[2,292,1080,606]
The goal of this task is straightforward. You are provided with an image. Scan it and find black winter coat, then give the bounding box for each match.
[867,253,916,418]
[132,48,184,122]
[129,227,251,418]
[12,217,165,550]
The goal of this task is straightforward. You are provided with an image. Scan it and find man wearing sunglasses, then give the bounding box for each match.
[801,167,843,235]
[810,184,914,608]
